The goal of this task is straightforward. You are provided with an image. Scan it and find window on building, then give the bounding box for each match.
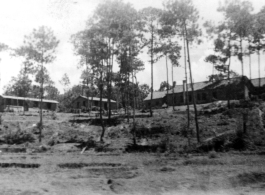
[213,91,217,99]
[18,100,23,106]
[95,101,98,106]
[237,94,244,100]
[6,98,11,105]
[47,103,52,109]
[83,101,86,107]
[189,94,192,102]
[34,101,39,107]
[197,93,201,101]
[202,93,207,100]
[180,95,184,103]
[156,101,159,106]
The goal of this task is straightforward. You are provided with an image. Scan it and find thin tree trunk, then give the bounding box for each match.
[248,40,251,80]
[166,54,169,106]
[240,37,244,76]
[86,61,89,116]
[171,59,175,110]
[107,39,112,120]
[126,50,130,123]
[132,71,136,145]
[183,34,190,137]
[90,75,94,116]
[129,42,136,145]
[227,33,232,109]
[99,67,105,142]
[39,62,44,143]
[184,23,200,143]
[150,29,154,117]
[227,56,231,108]
[258,47,261,87]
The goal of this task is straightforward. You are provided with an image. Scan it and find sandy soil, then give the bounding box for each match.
[0,103,265,195]
[0,152,265,195]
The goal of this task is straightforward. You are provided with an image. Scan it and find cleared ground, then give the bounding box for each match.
[0,102,265,195]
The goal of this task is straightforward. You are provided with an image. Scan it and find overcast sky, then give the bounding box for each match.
[0,0,265,94]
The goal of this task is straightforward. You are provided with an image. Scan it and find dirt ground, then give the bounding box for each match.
[0,102,265,195]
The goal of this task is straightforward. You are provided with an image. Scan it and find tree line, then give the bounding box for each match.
[1,0,265,143]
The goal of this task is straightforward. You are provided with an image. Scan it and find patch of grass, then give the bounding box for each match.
[160,167,175,172]
[231,171,265,186]
[208,151,218,159]
[0,163,40,168]
[183,157,224,166]
[2,130,35,144]
[125,142,167,153]
[58,162,122,169]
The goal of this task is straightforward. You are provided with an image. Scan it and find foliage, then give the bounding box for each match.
[58,85,83,111]
[4,74,32,97]
[2,129,35,145]
[0,43,8,52]
[59,73,71,92]
[14,26,59,142]
[158,81,172,91]
[44,84,60,100]
[15,26,59,64]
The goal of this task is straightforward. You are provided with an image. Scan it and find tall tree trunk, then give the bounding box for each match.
[258,46,261,87]
[132,71,136,145]
[150,29,154,117]
[166,54,169,106]
[184,23,200,143]
[86,61,89,116]
[129,43,137,145]
[39,62,44,143]
[240,37,244,76]
[127,73,130,123]
[183,34,190,136]
[227,56,232,108]
[227,33,232,109]
[107,39,113,120]
[248,40,251,80]
[171,59,175,110]
[99,68,105,142]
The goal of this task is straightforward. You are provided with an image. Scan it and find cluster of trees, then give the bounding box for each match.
[1,0,265,143]
[205,0,265,84]
[0,0,201,143]
[67,0,203,142]
[203,0,265,111]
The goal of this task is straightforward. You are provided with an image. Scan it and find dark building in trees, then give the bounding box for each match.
[144,76,256,108]
[250,77,265,88]
[250,77,265,96]
[143,91,167,108]
[71,95,117,111]
[0,95,58,112]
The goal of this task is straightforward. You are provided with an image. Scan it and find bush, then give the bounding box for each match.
[208,150,218,159]
[232,130,248,150]
[261,93,265,101]
[51,112,58,120]
[3,130,35,144]
[0,114,3,125]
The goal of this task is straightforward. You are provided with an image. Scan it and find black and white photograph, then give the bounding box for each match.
[0,0,265,194]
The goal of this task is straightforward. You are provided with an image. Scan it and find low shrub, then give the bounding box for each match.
[125,141,167,153]
[3,130,35,144]
[183,157,224,166]
[208,150,218,159]
[0,114,3,125]
[232,130,248,150]
[231,171,265,186]
[51,112,58,120]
